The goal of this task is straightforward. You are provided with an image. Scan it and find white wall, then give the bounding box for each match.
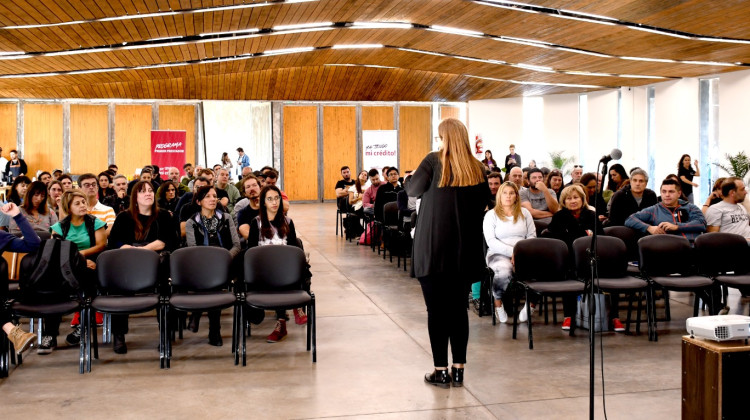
[467,97,523,166]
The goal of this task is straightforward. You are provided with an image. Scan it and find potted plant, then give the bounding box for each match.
[713,151,750,181]
[547,151,575,176]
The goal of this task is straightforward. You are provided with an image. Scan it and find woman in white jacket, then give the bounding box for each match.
[482,181,536,323]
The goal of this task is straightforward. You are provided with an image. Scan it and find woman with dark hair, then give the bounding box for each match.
[545,169,564,200]
[580,172,608,220]
[156,180,179,216]
[221,152,233,176]
[606,164,630,196]
[481,150,498,170]
[47,180,64,219]
[184,185,240,346]
[406,118,490,388]
[97,171,115,201]
[247,185,306,342]
[107,180,178,354]
[10,181,58,235]
[677,154,700,203]
[347,170,368,216]
[8,175,31,206]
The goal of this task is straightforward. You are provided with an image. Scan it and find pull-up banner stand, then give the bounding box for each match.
[362,130,398,172]
[151,130,187,177]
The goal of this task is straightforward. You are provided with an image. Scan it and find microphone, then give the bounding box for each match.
[599,148,622,164]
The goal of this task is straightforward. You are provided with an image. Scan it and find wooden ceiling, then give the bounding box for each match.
[0,0,749,101]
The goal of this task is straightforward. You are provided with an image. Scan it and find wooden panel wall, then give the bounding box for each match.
[0,104,17,158]
[440,105,460,121]
[70,105,108,174]
[283,106,318,201]
[159,105,196,172]
[24,104,63,178]
[399,106,432,173]
[362,106,394,130]
[323,106,356,201]
[114,105,152,178]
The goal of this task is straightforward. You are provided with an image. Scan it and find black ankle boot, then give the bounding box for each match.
[451,367,464,387]
[424,369,451,389]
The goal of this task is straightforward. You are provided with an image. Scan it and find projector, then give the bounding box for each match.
[686,315,750,341]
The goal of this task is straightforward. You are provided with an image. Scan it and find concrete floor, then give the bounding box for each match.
[2,202,745,419]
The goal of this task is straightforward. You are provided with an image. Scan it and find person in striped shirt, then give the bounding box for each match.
[78,172,116,236]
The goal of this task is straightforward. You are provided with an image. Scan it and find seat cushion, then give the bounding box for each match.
[716,274,750,287]
[92,295,159,314]
[524,280,585,294]
[13,300,80,317]
[651,275,713,290]
[170,292,236,311]
[595,277,648,290]
[245,290,312,309]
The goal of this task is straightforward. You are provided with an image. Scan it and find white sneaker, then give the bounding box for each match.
[518,303,535,323]
[495,306,508,323]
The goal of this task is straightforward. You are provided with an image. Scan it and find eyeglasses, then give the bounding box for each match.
[573,165,583,169]
[80,182,97,189]
[265,196,281,203]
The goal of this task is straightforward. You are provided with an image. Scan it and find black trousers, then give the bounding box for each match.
[418,273,469,367]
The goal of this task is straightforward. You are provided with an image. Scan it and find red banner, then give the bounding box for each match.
[151,130,187,177]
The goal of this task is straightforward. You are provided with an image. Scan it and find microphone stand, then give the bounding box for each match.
[588,160,608,420]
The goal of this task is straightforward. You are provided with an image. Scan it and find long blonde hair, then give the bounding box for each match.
[438,118,485,188]
[494,181,525,223]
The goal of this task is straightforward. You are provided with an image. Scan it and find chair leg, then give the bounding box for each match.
[79,308,86,374]
[526,290,533,350]
[311,293,317,363]
[634,292,643,335]
[664,290,671,321]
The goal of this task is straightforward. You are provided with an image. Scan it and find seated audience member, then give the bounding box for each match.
[97,171,115,201]
[8,175,31,206]
[78,173,116,234]
[10,181,58,235]
[604,164,630,203]
[156,180,179,216]
[486,172,502,209]
[177,176,211,237]
[580,172,608,220]
[706,177,750,240]
[374,167,403,222]
[507,166,524,189]
[0,202,41,356]
[348,170,369,216]
[545,170,564,201]
[185,165,203,189]
[167,166,190,196]
[57,174,74,191]
[108,164,119,175]
[521,167,530,188]
[547,184,604,330]
[607,168,658,226]
[246,185,307,342]
[45,191,107,354]
[701,177,727,214]
[520,168,559,223]
[102,174,130,215]
[335,166,355,199]
[236,175,262,240]
[128,166,158,194]
[235,166,253,190]
[180,163,194,185]
[107,180,178,354]
[625,178,706,243]
[362,169,382,217]
[52,169,63,180]
[215,168,241,213]
[151,165,163,186]
[185,185,241,347]
[661,174,689,202]
[482,150,498,171]
[566,165,583,186]
[38,171,52,185]
[263,169,290,213]
[483,182,536,323]
[47,180,64,219]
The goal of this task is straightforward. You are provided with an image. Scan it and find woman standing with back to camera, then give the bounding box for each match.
[406,118,490,389]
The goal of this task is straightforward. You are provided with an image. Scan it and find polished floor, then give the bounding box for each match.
[2,202,744,419]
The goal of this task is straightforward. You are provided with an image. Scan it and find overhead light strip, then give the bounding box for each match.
[0,0,319,30]
[465,75,608,90]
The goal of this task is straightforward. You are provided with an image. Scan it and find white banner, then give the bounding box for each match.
[362,130,398,172]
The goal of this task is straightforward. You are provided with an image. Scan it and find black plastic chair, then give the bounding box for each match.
[511,238,584,349]
[572,236,651,336]
[336,197,349,238]
[695,232,750,313]
[239,245,315,366]
[638,235,718,341]
[168,247,238,367]
[383,201,409,268]
[87,248,164,369]
[0,258,11,378]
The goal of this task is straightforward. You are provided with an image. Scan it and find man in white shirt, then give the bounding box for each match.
[706,177,750,240]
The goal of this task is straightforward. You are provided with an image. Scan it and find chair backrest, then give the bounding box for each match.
[244,245,307,291]
[513,238,569,282]
[533,220,549,238]
[383,202,399,225]
[170,246,232,291]
[96,248,160,294]
[638,235,694,277]
[572,236,628,280]
[694,232,750,276]
[0,257,8,299]
[603,225,641,262]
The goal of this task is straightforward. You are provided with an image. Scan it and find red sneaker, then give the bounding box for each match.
[96,312,104,327]
[70,312,80,326]
[613,318,626,332]
[266,320,288,343]
[561,317,571,330]
[293,308,308,325]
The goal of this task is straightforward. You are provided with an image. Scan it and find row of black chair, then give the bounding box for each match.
[2,245,315,374]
